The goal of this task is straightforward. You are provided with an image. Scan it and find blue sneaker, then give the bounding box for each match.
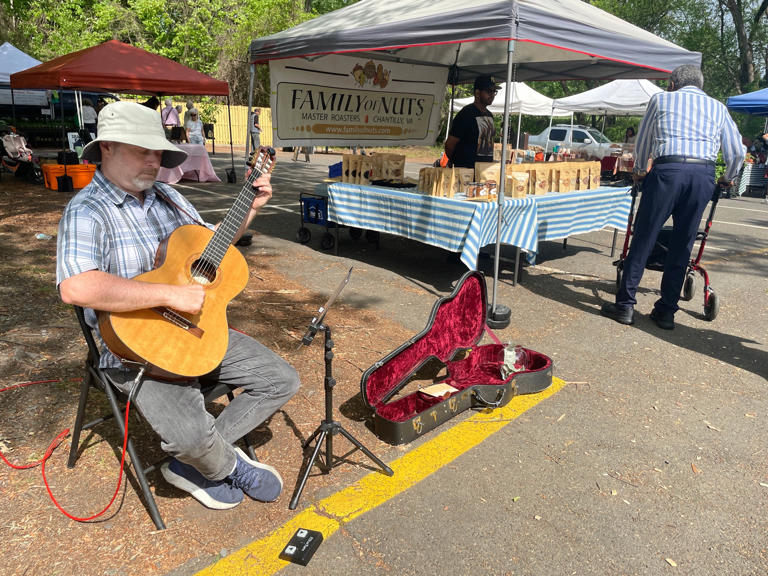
[228,447,283,502]
[161,458,244,510]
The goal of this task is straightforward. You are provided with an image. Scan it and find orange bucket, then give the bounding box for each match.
[42,164,96,190]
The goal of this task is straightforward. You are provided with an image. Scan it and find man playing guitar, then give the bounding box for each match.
[57,101,299,510]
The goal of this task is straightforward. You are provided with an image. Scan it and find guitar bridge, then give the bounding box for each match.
[151,307,205,338]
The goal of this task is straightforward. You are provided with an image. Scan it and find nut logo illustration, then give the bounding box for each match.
[351,60,391,89]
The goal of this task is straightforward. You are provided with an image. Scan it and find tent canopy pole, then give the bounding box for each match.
[246,63,255,163]
[490,39,515,320]
[445,45,461,142]
[227,95,235,171]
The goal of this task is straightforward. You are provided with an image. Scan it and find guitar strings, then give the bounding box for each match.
[192,155,263,281]
[189,150,273,283]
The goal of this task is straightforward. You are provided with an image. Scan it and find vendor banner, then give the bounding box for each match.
[0,88,48,106]
[269,54,447,147]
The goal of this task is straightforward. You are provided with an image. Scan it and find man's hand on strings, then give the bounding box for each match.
[248,171,273,211]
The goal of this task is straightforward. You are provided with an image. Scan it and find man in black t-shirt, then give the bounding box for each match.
[444,75,499,168]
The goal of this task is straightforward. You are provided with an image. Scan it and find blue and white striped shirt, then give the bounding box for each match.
[634,86,745,181]
[56,170,209,368]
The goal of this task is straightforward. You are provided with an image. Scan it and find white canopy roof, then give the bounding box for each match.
[553,79,663,116]
[250,0,701,82]
[0,42,41,84]
[453,82,572,116]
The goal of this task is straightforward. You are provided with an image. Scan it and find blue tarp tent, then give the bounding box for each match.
[727,87,768,116]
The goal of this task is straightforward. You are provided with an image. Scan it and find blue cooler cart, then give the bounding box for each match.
[296,187,364,251]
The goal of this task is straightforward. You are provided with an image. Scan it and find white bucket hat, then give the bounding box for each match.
[81,101,188,168]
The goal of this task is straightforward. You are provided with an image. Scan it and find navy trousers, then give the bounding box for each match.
[616,162,715,316]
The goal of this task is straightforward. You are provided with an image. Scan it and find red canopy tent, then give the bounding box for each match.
[10,40,235,172]
[9,39,228,95]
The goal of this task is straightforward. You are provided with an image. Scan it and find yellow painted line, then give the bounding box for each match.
[197,377,567,576]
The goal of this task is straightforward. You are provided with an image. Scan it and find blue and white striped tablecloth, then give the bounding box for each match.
[326,183,631,269]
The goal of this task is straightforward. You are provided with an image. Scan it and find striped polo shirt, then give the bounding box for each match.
[634,85,745,181]
[56,170,209,368]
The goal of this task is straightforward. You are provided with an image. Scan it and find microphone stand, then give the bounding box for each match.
[289,269,394,510]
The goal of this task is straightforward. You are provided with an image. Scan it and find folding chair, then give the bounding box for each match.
[67,305,257,530]
[169,126,186,143]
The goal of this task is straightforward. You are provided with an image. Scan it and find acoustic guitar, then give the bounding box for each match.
[98,147,276,379]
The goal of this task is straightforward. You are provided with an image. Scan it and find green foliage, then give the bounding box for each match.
[196,96,220,124]
[309,0,358,14]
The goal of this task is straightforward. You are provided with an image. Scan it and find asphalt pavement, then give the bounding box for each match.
[177,148,767,575]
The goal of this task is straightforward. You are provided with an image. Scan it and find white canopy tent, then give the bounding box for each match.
[0,42,47,108]
[454,82,570,116]
[553,79,663,116]
[248,0,701,319]
[0,42,41,84]
[544,79,664,152]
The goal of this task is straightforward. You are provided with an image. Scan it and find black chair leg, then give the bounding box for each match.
[103,380,166,530]
[67,367,93,468]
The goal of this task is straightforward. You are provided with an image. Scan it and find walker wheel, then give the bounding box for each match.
[704,291,719,321]
[349,227,363,240]
[320,232,335,250]
[682,273,696,302]
[296,227,311,244]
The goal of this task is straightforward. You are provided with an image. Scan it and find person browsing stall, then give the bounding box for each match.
[161,98,181,129]
[250,108,262,149]
[601,65,744,330]
[444,75,499,168]
[184,100,195,126]
[56,101,300,509]
[186,108,204,145]
[81,99,98,136]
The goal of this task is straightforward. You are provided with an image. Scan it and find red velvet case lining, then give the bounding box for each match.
[362,272,551,423]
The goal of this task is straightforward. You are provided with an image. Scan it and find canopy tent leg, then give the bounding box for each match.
[227,96,235,175]
[59,87,66,149]
[444,45,461,142]
[489,39,515,330]
[246,63,256,164]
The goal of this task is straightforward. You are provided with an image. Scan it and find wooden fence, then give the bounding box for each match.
[170,102,273,147]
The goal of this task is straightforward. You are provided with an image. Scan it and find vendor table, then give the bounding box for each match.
[157,143,220,184]
[326,183,631,277]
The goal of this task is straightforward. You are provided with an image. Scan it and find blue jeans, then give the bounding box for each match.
[107,329,299,481]
[616,162,715,315]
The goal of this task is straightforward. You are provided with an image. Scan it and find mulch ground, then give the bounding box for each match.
[0,176,414,576]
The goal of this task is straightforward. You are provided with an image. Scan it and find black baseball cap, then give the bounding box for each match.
[474,75,501,91]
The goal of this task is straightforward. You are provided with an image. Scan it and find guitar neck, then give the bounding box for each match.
[199,150,274,268]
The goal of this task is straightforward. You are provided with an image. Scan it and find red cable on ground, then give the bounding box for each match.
[1,379,130,522]
[0,379,60,393]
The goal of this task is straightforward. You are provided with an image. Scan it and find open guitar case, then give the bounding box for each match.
[360,270,553,445]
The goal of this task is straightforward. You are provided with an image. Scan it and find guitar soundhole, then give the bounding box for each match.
[190,258,217,285]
